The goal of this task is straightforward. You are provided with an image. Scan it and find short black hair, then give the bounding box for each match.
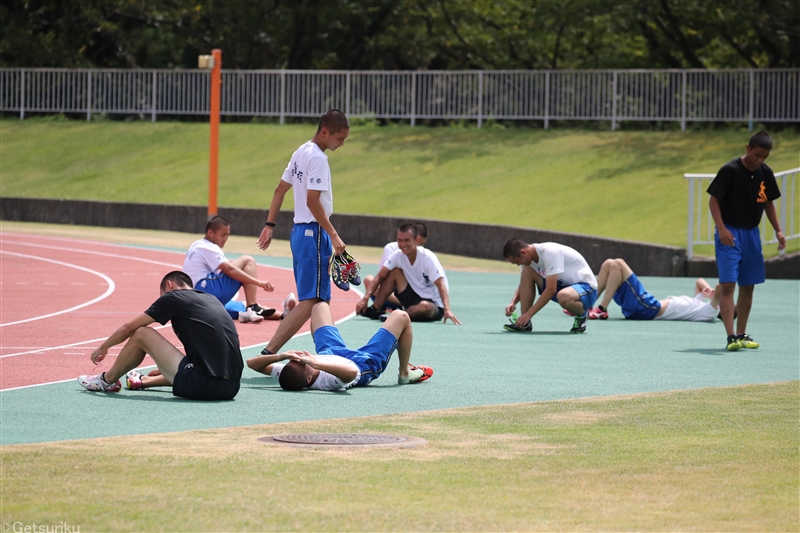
[160,271,193,292]
[278,361,308,391]
[398,223,418,238]
[206,215,229,234]
[317,109,350,134]
[503,239,527,259]
[748,131,772,150]
[413,222,428,239]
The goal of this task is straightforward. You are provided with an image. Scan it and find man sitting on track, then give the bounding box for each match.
[586,258,722,322]
[77,271,243,400]
[247,301,433,391]
[356,223,460,324]
[503,239,598,334]
[184,215,296,323]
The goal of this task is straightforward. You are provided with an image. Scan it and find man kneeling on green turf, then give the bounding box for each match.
[247,302,432,391]
[77,271,243,401]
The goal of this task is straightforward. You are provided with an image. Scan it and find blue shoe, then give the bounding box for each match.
[329,255,350,291]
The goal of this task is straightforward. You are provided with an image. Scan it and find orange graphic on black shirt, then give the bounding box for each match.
[757,181,767,203]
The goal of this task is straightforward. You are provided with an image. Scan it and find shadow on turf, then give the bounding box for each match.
[78,389,233,403]
[673,348,736,356]
[489,331,574,336]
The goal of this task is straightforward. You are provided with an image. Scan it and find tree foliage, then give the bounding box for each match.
[2,0,797,69]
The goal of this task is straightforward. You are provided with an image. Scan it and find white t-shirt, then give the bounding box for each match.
[281,141,332,224]
[380,243,444,274]
[183,238,227,287]
[384,247,448,307]
[655,294,718,322]
[529,243,597,290]
[269,355,360,391]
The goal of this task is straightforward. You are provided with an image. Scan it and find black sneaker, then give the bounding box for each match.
[248,303,276,319]
[570,314,587,333]
[503,320,532,332]
[360,305,382,320]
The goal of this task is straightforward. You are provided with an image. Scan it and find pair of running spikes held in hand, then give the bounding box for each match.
[330,251,361,291]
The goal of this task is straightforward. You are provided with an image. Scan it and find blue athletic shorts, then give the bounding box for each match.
[613,273,661,320]
[172,357,240,401]
[715,225,765,286]
[195,273,241,304]
[291,222,332,302]
[541,279,598,315]
[313,325,398,387]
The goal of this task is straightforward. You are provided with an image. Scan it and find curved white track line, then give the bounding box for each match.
[2,240,183,268]
[0,251,116,327]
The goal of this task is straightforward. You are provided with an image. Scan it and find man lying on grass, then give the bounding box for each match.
[77,271,243,401]
[247,301,432,391]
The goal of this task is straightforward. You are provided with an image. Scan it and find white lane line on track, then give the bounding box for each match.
[1,240,183,269]
[0,251,116,328]
[0,235,294,272]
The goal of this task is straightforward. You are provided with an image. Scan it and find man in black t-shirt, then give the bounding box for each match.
[78,271,243,400]
[707,131,785,352]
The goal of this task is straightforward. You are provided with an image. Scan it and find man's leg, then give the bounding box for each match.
[310,300,334,334]
[264,297,320,354]
[519,266,543,315]
[363,275,402,309]
[380,311,415,380]
[372,269,405,310]
[735,285,754,336]
[557,287,587,316]
[598,259,628,309]
[103,328,184,384]
[595,259,613,301]
[230,255,260,307]
[717,282,737,337]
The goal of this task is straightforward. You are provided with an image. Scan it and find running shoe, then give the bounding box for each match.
[398,364,433,384]
[124,370,144,391]
[726,335,742,351]
[588,307,608,320]
[503,320,532,332]
[736,334,760,349]
[570,314,587,333]
[281,292,297,319]
[78,373,121,392]
[239,309,265,323]
[379,309,393,322]
[359,305,382,320]
[340,251,362,286]
[329,255,351,291]
[248,303,275,319]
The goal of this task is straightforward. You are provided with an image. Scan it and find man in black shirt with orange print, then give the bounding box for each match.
[707,131,785,352]
[78,271,243,400]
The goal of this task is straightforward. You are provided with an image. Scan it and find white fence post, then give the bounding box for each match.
[477,71,483,128]
[748,69,754,131]
[410,71,416,127]
[680,71,686,132]
[279,69,285,125]
[611,70,618,131]
[151,70,157,122]
[20,69,25,120]
[87,70,92,121]
[544,71,550,130]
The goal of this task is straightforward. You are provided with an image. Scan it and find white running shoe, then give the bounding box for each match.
[238,309,264,323]
[281,292,298,318]
[78,373,121,392]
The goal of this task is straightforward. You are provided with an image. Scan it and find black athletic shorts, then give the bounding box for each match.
[394,286,444,322]
[172,357,240,401]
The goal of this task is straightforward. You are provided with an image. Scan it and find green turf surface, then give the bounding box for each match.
[2,119,798,252]
[2,256,797,445]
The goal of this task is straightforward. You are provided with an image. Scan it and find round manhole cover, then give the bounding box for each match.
[258,433,426,448]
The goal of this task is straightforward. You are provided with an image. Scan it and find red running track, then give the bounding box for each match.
[0,233,361,390]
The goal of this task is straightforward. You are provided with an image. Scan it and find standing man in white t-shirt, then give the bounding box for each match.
[183,216,286,321]
[256,109,350,355]
[586,258,721,322]
[502,239,598,333]
[356,224,460,324]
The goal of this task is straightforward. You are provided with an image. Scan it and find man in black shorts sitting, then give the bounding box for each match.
[356,224,460,324]
[77,271,243,401]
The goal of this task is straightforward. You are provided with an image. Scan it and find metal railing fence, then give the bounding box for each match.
[685,167,800,258]
[1,68,798,128]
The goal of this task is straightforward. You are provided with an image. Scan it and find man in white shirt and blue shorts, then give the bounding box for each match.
[356,224,461,324]
[256,109,350,355]
[586,258,722,322]
[247,302,433,390]
[503,239,598,333]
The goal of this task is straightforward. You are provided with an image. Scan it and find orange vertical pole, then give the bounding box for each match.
[208,49,222,216]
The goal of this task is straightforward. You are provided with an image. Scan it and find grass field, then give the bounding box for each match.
[1,118,798,254]
[2,382,797,531]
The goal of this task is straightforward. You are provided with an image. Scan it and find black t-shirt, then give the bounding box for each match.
[707,157,781,229]
[145,289,243,380]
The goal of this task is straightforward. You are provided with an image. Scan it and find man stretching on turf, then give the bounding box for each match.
[586,258,722,322]
[356,224,460,324]
[247,301,432,391]
[77,271,243,401]
[184,215,295,322]
[503,239,598,333]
